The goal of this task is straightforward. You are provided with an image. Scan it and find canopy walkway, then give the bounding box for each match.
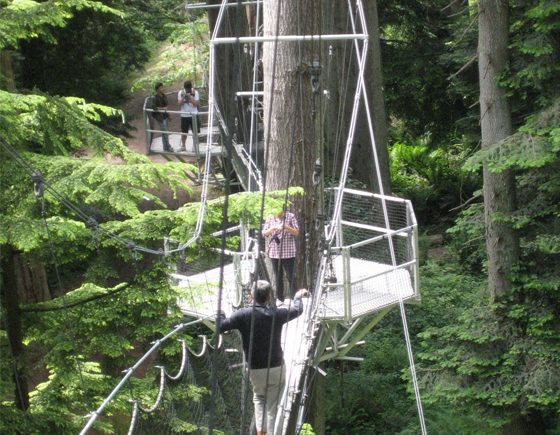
[79,186,419,434]
[144,94,264,191]
[80,1,426,434]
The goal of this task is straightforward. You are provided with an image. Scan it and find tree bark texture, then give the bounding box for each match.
[322,1,390,193]
[351,0,390,193]
[1,247,30,410]
[13,253,51,304]
[207,1,251,138]
[0,50,16,91]
[309,369,326,435]
[263,0,322,292]
[478,0,519,300]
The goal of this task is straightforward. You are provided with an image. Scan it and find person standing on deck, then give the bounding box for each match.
[262,209,299,303]
[218,280,308,435]
[177,80,200,152]
[153,82,172,152]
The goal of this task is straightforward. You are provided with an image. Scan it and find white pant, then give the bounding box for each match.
[249,365,285,434]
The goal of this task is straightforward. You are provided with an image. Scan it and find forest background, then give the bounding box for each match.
[0,0,559,434]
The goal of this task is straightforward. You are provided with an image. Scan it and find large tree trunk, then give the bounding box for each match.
[309,370,326,435]
[478,0,519,301]
[479,3,525,432]
[1,247,30,411]
[207,1,251,138]
[263,0,321,291]
[0,50,16,91]
[352,0,390,193]
[323,1,390,193]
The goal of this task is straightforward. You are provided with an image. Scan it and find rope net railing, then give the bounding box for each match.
[79,0,427,433]
[129,332,251,435]
[80,319,252,434]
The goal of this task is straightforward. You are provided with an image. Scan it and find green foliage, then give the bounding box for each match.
[226,187,304,228]
[446,200,486,271]
[132,16,209,92]
[14,267,184,433]
[300,422,316,435]
[28,362,117,433]
[389,138,479,224]
[380,0,478,143]
[18,5,152,105]
[428,93,560,431]
[0,90,136,158]
[0,0,120,49]
[465,98,560,173]
[417,275,560,427]
[503,0,560,114]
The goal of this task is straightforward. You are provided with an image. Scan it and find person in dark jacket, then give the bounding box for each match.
[218,280,308,435]
[153,82,172,151]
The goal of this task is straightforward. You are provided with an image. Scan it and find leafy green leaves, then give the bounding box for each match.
[465,98,560,172]
[0,91,133,158]
[0,0,121,49]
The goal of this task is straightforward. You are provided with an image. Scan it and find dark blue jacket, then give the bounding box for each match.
[219,298,304,369]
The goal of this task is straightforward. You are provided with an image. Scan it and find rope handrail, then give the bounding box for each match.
[79,316,212,435]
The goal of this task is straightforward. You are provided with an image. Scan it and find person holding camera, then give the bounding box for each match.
[177,80,200,151]
[262,209,299,304]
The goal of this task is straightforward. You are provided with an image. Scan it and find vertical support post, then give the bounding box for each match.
[144,97,152,155]
[192,115,202,183]
[336,189,344,248]
[408,201,420,296]
[342,247,352,323]
[233,252,243,306]
[240,221,247,252]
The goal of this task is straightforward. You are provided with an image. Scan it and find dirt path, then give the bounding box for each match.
[120,83,207,207]
[121,87,168,163]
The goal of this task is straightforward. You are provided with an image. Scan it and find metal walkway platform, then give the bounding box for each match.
[318,257,415,321]
[149,129,224,157]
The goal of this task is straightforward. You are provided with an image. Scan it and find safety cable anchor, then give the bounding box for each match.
[312,158,322,187]
[87,217,98,229]
[32,171,45,198]
[310,59,321,94]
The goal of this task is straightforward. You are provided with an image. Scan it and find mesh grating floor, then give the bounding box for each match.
[318,256,416,320]
[173,263,244,318]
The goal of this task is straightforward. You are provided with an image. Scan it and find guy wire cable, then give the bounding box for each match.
[246,0,287,431]
[33,173,87,393]
[348,1,427,433]
[208,2,245,430]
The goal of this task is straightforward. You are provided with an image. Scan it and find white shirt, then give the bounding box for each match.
[178,89,200,117]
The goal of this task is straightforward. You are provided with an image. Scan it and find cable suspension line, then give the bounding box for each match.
[347,2,427,433]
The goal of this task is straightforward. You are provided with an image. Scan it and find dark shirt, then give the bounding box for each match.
[153,93,168,122]
[219,297,304,369]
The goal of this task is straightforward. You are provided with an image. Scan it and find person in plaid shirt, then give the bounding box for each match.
[262,209,299,302]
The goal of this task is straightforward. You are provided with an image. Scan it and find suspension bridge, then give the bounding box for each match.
[76,1,426,434]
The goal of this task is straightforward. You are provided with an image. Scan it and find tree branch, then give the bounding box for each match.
[440,0,466,13]
[449,192,482,212]
[20,283,130,312]
[457,12,479,45]
[447,53,478,80]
